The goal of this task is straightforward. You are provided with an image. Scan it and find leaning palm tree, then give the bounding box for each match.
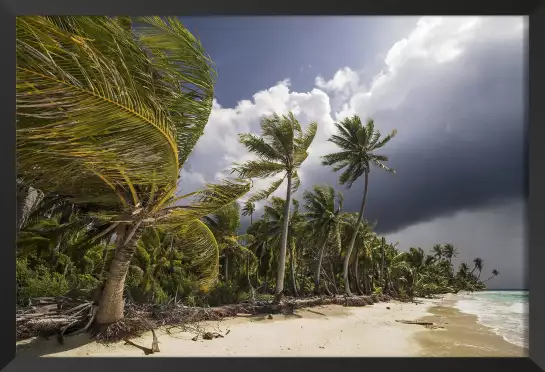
[483,269,500,283]
[341,214,372,294]
[443,243,459,264]
[472,257,484,278]
[203,202,256,283]
[233,113,317,303]
[17,16,249,324]
[303,185,345,294]
[246,218,271,287]
[321,116,397,295]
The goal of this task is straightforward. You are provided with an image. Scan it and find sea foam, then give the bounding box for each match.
[454,291,528,349]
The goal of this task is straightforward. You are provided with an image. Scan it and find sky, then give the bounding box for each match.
[179,16,528,290]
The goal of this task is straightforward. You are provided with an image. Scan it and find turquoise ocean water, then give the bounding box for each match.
[455,290,528,348]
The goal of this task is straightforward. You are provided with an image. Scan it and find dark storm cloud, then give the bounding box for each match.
[303,26,527,235]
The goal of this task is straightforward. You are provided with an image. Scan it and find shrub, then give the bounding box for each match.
[205,281,242,306]
[17,259,69,305]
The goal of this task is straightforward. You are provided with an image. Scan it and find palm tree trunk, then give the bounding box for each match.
[224,254,229,282]
[362,260,370,294]
[343,170,369,296]
[256,242,265,289]
[274,172,293,303]
[381,237,385,288]
[263,268,269,294]
[289,238,298,297]
[353,254,363,294]
[329,262,338,294]
[96,222,142,325]
[297,244,305,295]
[299,261,306,296]
[314,236,328,294]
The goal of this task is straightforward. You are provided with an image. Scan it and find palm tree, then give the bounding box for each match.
[204,202,255,283]
[303,185,345,294]
[458,262,470,278]
[233,113,317,303]
[241,200,257,292]
[322,116,397,295]
[262,197,305,297]
[472,257,484,279]
[442,243,459,264]
[483,269,499,283]
[242,201,256,225]
[340,214,372,294]
[17,16,250,324]
[431,244,444,260]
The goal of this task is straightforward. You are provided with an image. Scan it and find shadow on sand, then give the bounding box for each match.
[16,334,96,357]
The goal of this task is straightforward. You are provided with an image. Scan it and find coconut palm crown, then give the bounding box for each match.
[17,16,250,324]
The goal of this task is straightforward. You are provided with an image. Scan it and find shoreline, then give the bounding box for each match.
[413,294,528,357]
[16,294,527,357]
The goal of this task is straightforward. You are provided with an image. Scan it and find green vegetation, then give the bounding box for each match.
[16,16,498,334]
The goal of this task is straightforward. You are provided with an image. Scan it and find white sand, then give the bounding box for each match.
[17,299,441,357]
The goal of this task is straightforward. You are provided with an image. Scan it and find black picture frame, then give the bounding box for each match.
[2,1,543,371]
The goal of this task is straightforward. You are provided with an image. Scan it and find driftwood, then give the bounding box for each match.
[395,320,434,325]
[16,297,94,341]
[17,294,393,343]
[395,320,444,329]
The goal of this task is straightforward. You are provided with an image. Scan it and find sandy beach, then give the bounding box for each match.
[16,294,527,357]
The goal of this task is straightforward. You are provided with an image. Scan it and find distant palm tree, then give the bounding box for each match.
[404,247,425,296]
[322,116,397,296]
[233,112,317,303]
[483,269,500,282]
[458,262,470,278]
[303,185,345,294]
[472,257,484,279]
[242,201,256,224]
[246,218,272,290]
[340,214,372,294]
[204,202,255,282]
[442,243,459,264]
[432,244,444,260]
[241,200,257,292]
[424,255,436,267]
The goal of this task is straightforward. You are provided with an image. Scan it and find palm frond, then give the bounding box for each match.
[17,16,181,207]
[247,177,284,203]
[165,218,220,291]
[158,179,250,224]
[136,16,216,166]
[232,160,285,179]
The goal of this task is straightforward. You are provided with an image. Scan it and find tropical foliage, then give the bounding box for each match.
[16,16,497,331]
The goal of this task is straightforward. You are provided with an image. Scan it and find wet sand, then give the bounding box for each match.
[16,294,527,357]
[413,295,528,357]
